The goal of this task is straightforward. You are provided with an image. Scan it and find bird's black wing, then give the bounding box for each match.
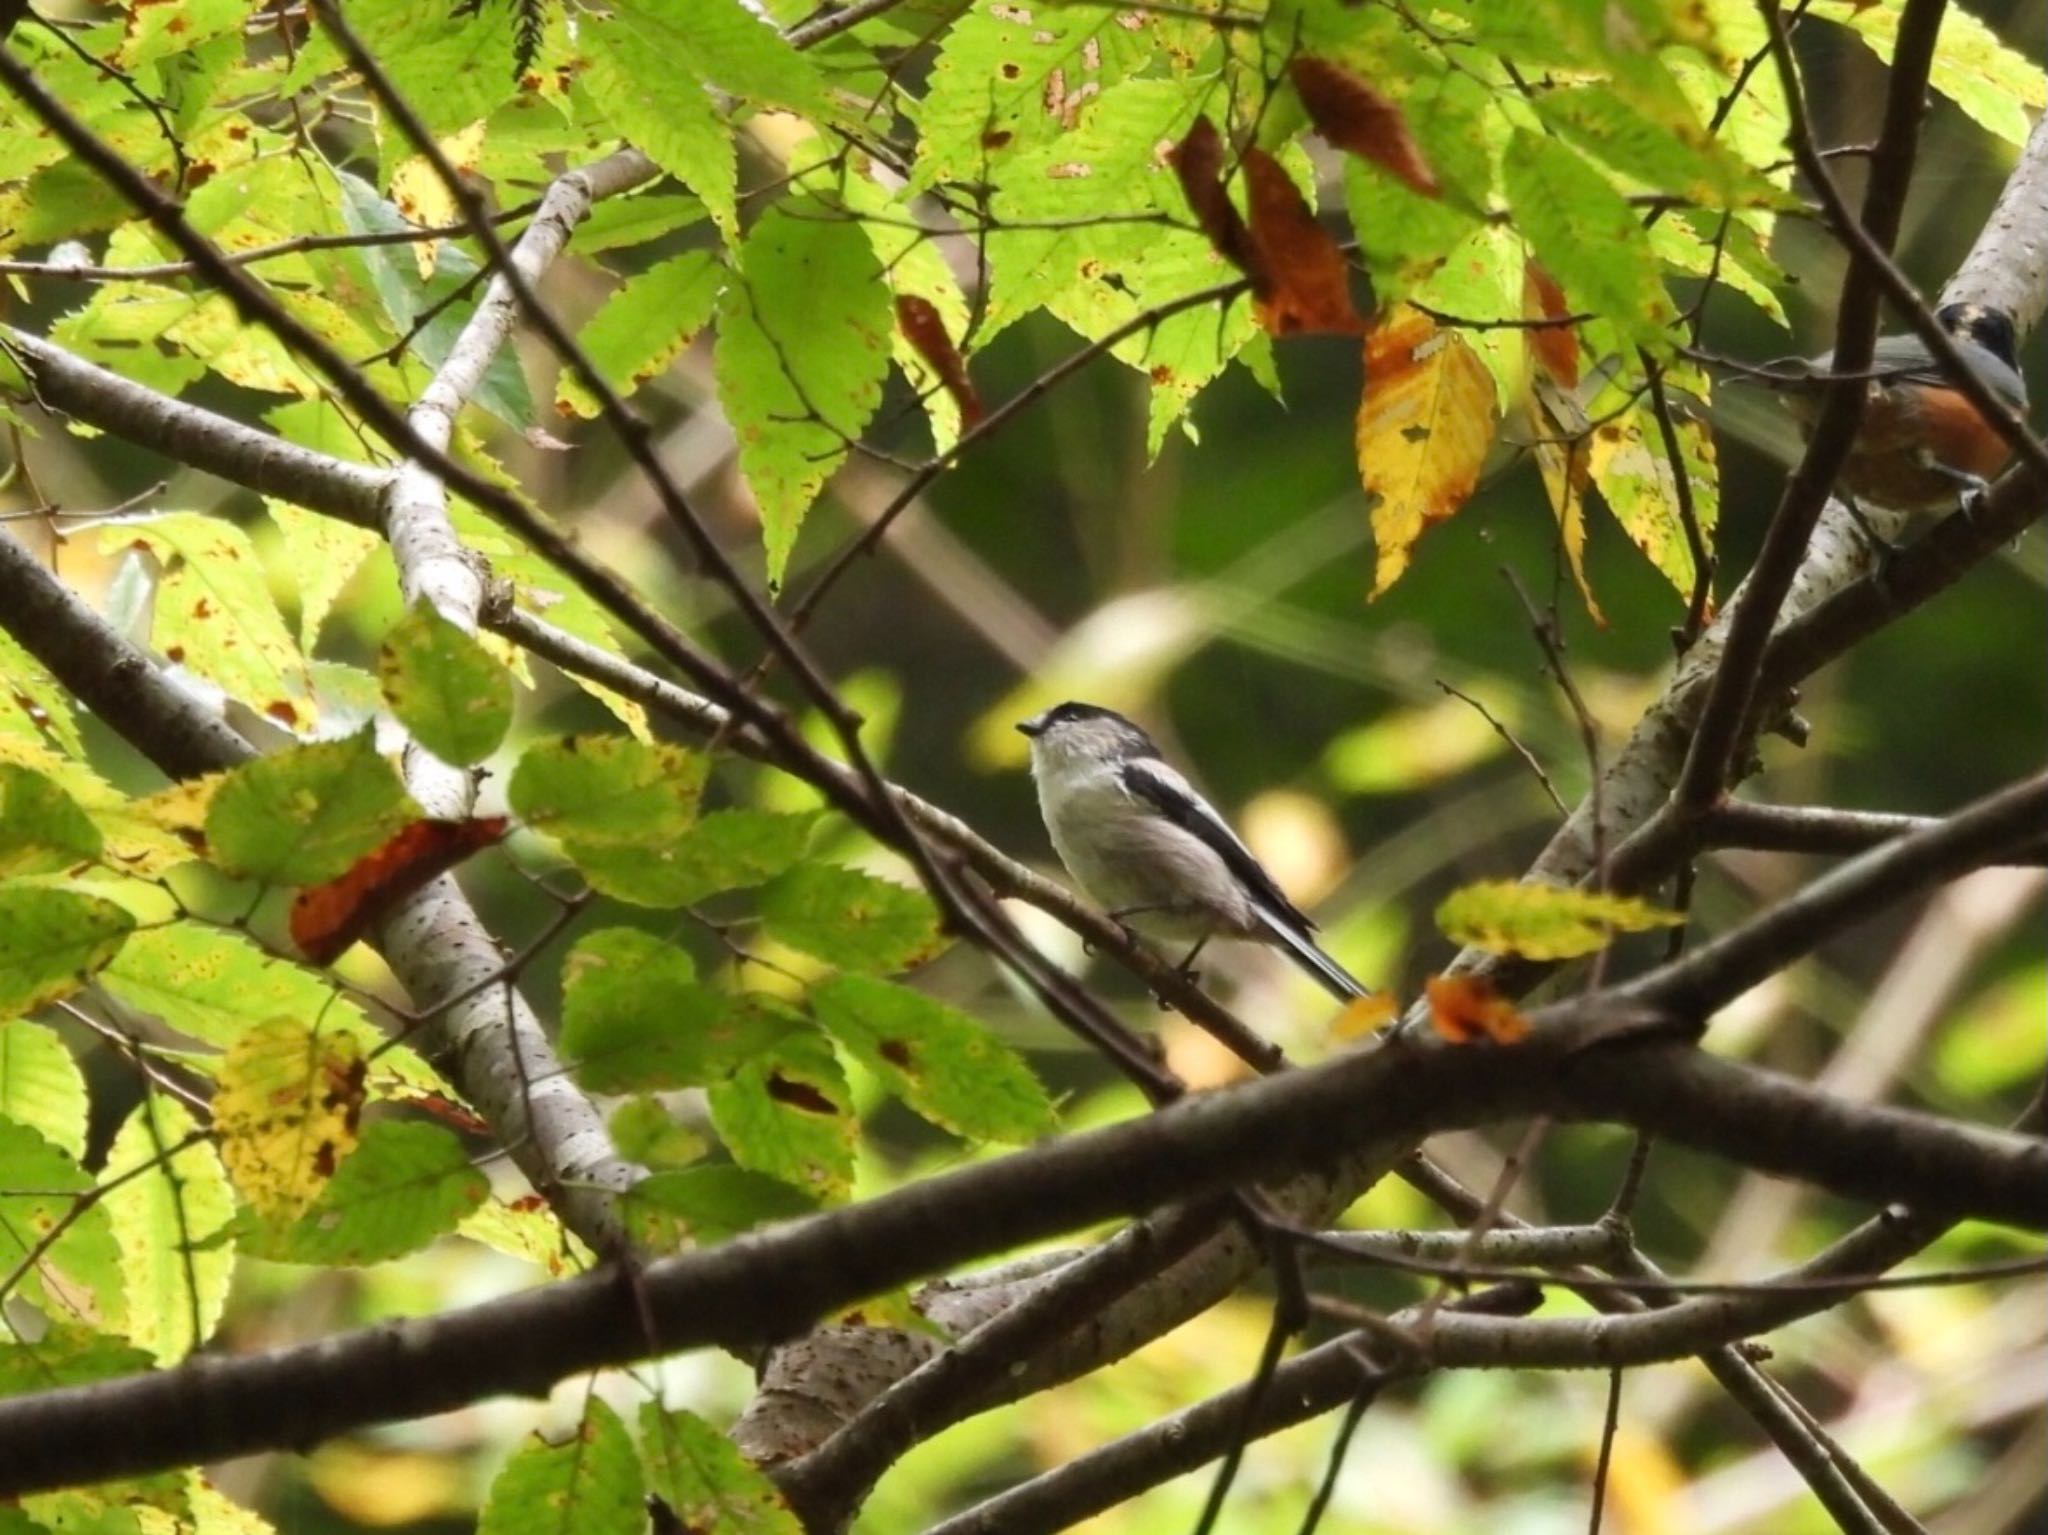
[1119,757,1316,931]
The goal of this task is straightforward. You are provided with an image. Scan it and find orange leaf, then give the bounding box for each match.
[1243,147,1362,337]
[1290,57,1439,198]
[1171,116,1261,287]
[1424,974,1529,1045]
[894,295,983,428]
[1523,260,1580,389]
[1358,304,1497,594]
[290,816,509,965]
[1332,991,1399,1040]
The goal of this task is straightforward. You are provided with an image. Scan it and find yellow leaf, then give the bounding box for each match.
[215,1019,365,1222]
[1332,992,1398,1040]
[390,122,487,280]
[1531,377,1603,625]
[1436,880,1684,960]
[1359,304,1497,596]
[1585,379,1719,602]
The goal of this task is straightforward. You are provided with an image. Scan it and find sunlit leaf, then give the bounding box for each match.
[508,735,707,851]
[0,628,85,757]
[557,252,725,419]
[638,1404,804,1535]
[262,1121,488,1266]
[267,502,383,652]
[214,1018,365,1222]
[1436,880,1683,959]
[103,1098,234,1362]
[621,1166,815,1248]
[0,1118,126,1329]
[1585,371,1719,600]
[561,929,788,1093]
[564,807,819,910]
[1815,0,2045,145]
[708,1026,856,1199]
[0,763,102,876]
[1358,305,1497,596]
[0,1018,89,1160]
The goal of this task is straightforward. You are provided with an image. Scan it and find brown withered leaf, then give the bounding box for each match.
[1424,973,1530,1045]
[290,816,510,965]
[1523,260,1580,389]
[1290,57,1439,198]
[895,295,983,427]
[1358,303,1496,593]
[1172,116,1262,287]
[1243,147,1362,337]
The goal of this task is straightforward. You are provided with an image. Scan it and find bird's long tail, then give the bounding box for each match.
[1253,906,1370,1001]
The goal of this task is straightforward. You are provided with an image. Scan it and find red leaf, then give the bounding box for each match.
[1243,147,1362,337]
[895,295,983,427]
[290,817,510,965]
[1523,260,1580,389]
[1172,116,1262,288]
[1290,57,1439,198]
[1424,974,1530,1045]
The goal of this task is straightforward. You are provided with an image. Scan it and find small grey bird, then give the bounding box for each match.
[1017,701,1369,1000]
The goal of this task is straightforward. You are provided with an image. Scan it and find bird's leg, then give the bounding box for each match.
[1171,932,1211,986]
[1838,493,1902,592]
[1913,452,1992,520]
[1102,903,1172,950]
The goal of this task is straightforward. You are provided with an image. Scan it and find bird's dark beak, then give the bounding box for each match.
[1016,715,1045,738]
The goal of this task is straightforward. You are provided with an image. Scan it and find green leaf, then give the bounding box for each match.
[557,251,725,418]
[566,808,819,909]
[0,1327,154,1397]
[758,863,942,974]
[508,735,708,851]
[204,728,420,886]
[119,0,256,68]
[608,1096,710,1170]
[0,628,85,756]
[1502,130,1678,353]
[101,512,316,731]
[101,920,367,1048]
[262,1120,488,1266]
[1817,0,2044,146]
[0,1118,126,1330]
[561,929,788,1092]
[481,1398,643,1535]
[607,0,832,114]
[708,1026,856,1199]
[584,23,736,236]
[913,0,1159,191]
[713,205,893,587]
[267,501,383,651]
[0,1019,89,1161]
[1436,880,1683,959]
[102,1097,235,1362]
[0,763,102,877]
[378,601,515,767]
[620,1166,814,1248]
[568,192,709,254]
[341,0,520,134]
[0,885,135,1020]
[638,1404,804,1535]
[812,975,1056,1143]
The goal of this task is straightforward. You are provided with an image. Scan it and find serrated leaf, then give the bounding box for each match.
[340,0,520,134]
[566,807,819,909]
[1817,0,2044,146]
[0,1019,89,1160]
[1586,372,1718,599]
[103,1098,235,1362]
[102,920,367,1049]
[812,974,1055,1143]
[268,501,382,651]
[508,735,707,852]
[638,1405,803,1535]
[913,0,1158,191]
[1436,880,1683,959]
[583,25,735,235]
[0,1326,154,1397]
[0,763,102,876]
[568,192,708,254]
[0,885,134,1020]
[620,1166,814,1248]
[560,929,788,1093]
[557,251,724,418]
[101,513,316,731]
[459,1195,594,1278]
[713,205,893,587]
[262,1120,487,1266]
[378,601,515,767]
[1358,304,1498,596]
[758,863,942,974]
[1502,130,1678,353]
[0,1118,126,1329]
[0,735,198,878]
[1408,225,1528,411]
[0,628,85,757]
[481,1399,643,1535]
[205,729,421,885]
[708,1026,855,1199]
[214,1018,365,1221]
[1531,382,1603,623]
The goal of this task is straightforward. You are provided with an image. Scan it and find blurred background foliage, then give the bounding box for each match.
[6,0,2044,1527]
